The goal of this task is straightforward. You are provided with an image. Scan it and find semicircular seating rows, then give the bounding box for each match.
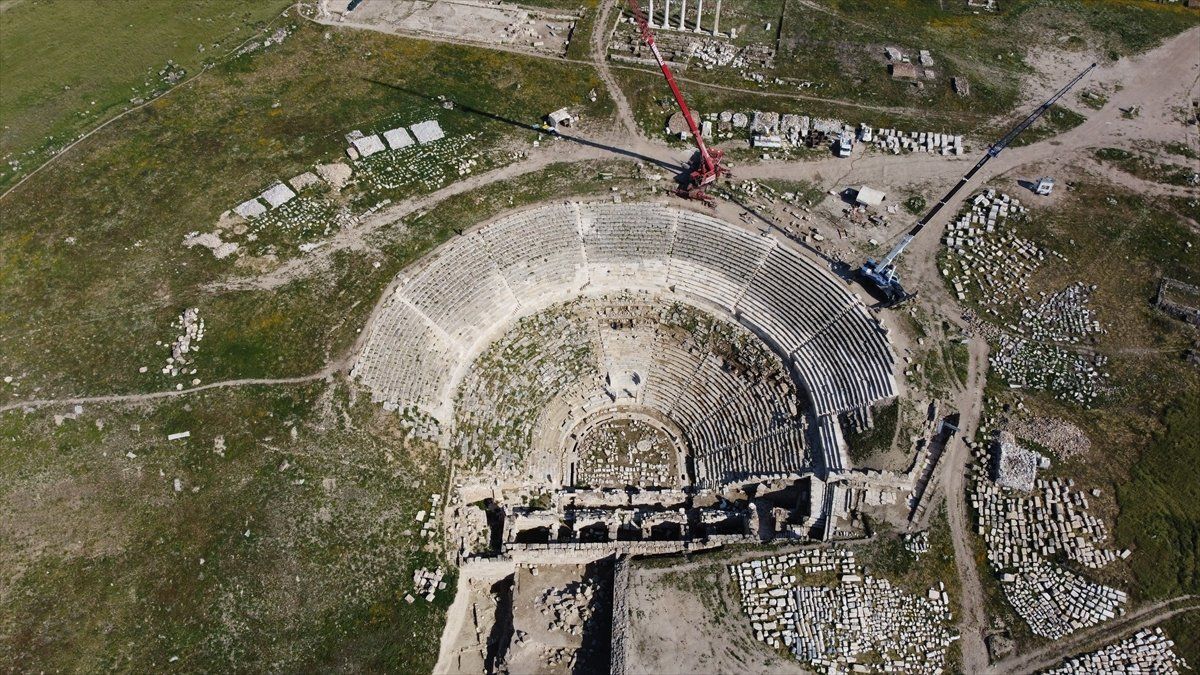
[450,299,814,488]
[352,201,898,480]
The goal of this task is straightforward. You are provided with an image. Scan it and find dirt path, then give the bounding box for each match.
[0,367,341,415]
[592,0,641,137]
[940,338,991,673]
[990,595,1200,674]
[215,144,611,292]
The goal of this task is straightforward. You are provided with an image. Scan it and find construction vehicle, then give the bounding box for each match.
[858,62,1096,306]
[626,0,728,204]
[835,130,854,158]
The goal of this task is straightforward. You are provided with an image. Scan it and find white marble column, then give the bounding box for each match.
[713,0,721,35]
[664,0,671,30]
[648,0,656,26]
[678,0,687,30]
[695,0,703,31]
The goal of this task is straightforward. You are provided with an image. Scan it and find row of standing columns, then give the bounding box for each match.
[646,0,722,35]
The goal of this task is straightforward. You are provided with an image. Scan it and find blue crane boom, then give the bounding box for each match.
[858,62,1097,305]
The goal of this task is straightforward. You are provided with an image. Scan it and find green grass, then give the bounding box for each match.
[860,508,960,603]
[1163,141,1199,160]
[1094,147,1198,187]
[0,379,453,670]
[0,0,293,192]
[1160,610,1200,665]
[904,195,927,215]
[1115,393,1200,599]
[843,399,899,464]
[0,15,610,402]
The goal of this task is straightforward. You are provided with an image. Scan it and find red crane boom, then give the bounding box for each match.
[624,0,728,203]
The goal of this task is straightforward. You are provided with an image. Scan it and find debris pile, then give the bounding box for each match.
[985,331,1107,405]
[942,191,1037,307]
[944,191,1107,406]
[537,579,598,637]
[969,437,1129,639]
[160,308,204,378]
[1002,416,1091,461]
[410,567,446,602]
[416,492,443,541]
[1045,627,1190,674]
[869,128,963,156]
[1021,282,1103,342]
[731,549,956,673]
[974,470,1126,569]
[1002,558,1126,639]
[903,530,930,554]
[577,420,674,487]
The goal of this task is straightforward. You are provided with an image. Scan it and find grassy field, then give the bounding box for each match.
[843,399,899,464]
[0,0,293,192]
[1094,147,1198,187]
[0,378,453,670]
[860,508,960,604]
[1161,610,1200,664]
[1114,392,1200,599]
[0,13,611,403]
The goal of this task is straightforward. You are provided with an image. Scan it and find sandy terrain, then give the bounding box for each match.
[624,559,807,674]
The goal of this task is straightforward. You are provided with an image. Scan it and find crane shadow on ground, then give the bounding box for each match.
[362,78,684,177]
[716,190,851,279]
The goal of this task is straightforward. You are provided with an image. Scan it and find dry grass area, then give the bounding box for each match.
[0,378,453,669]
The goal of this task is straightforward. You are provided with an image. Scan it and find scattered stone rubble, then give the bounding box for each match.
[903,530,930,555]
[945,191,1107,406]
[1022,282,1103,342]
[576,419,674,487]
[942,191,1038,307]
[731,549,956,673]
[417,492,443,542]
[203,116,467,259]
[537,579,598,637]
[867,127,963,156]
[704,110,964,158]
[158,308,204,379]
[411,566,446,602]
[1002,415,1091,461]
[1003,558,1126,639]
[1045,627,1191,674]
[969,436,1129,639]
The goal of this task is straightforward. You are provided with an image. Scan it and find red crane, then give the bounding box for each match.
[625,0,728,204]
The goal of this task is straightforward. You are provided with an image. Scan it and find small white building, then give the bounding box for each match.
[545,107,575,131]
[1035,177,1055,196]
